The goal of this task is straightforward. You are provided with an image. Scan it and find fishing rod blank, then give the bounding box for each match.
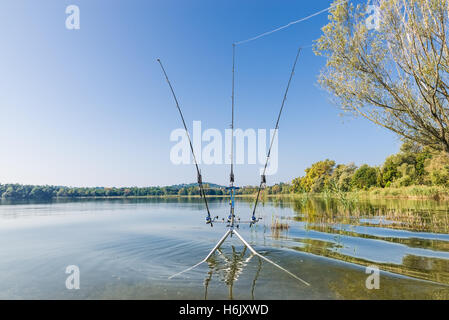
[226,44,237,230]
[250,46,302,225]
[230,44,235,185]
[157,59,215,226]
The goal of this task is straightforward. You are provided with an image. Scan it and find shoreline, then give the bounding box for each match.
[1,185,448,202]
[3,192,448,201]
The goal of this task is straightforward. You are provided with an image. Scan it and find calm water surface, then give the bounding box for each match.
[0,197,448,299]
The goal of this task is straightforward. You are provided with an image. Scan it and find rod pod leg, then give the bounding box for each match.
[169,229,309,287]
[168,229,232,279]
[233,230,310,286]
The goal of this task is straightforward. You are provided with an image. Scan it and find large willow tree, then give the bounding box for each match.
[315,0,449,152]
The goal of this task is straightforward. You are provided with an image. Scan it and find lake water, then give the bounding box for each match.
[0,197,448,299]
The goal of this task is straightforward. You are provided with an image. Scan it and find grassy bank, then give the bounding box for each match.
[64,186,449,201]
[351,186,449,200]
[281,185,449,201]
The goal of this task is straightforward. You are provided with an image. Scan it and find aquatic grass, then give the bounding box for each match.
[322,187,332,203]
[270,215,290,239]
[285,185,449,201]
[271,215,290,231]
[324,181,360,213]
[299,192,309,208]
[362,186,449,200]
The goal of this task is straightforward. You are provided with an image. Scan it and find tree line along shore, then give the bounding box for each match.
[1,142,448,201]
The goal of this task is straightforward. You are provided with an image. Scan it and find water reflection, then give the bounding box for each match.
[289,196,449,232]
[204,246,262,300]
[1,196,449,299]
[283,196,449,285]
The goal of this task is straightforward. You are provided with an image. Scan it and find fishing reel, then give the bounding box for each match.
[250,216,262,227]
[206,215,219,227]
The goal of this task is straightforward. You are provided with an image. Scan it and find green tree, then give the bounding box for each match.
[30,187,45,199]
[424,151,449,187]
[2,186,16,199]
[292,159,336,193]
[381,141,432,186]
[271,184,281,194]
[315,0,449,152]
[329,163,357,191]
[351,164,378,190]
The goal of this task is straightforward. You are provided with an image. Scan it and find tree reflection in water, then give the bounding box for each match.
[285,196,449,285]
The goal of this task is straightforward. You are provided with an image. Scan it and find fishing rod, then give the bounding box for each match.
[157,59,217,226]
[157,0,346,288]
[227,43,238,230]
[250,46,302,226]
[167,45,309,287]
[230,43,235,185]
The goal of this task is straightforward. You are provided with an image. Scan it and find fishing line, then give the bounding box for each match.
[157,59,214,226]
[234,0,348,46]
[163,2,350,285]
[231,1,350,222]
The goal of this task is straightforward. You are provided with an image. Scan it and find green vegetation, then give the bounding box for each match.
[350,164,378,190]
[0,183,227,200]
[315,0,449,152]
[288,141,449,199]
[2,142,448,201]
[291,159,335,193]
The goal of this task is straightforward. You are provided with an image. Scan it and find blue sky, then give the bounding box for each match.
[0,0,400,187]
